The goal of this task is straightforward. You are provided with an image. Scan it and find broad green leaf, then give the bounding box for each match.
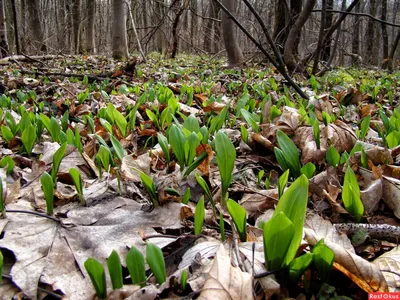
[263,212,294,270]
[1,125,14,143]
[342,167,364,222]
[184,132,200,166]
[66,128,75,145]
[360,115,371,141]
[227,199,247,242]
[183,115,200,133]
[40,172,54,215]
[84,258,107,299]
[386,131,400,148]
[110,134,126,162]
[96,145,111,172]
[5,111,17,134]
[51,142,67,184]
[113,109,128,137]
[312,239,335,282]
[69,168,83,195]
[209,106,228,134]
[157,133,170,163]
[194,196,205,235]
[138,170,158,207]
[276,130,301,178]
[215,131,236,205]
[99,118,113,133]
[146,243,166,284]
[49,117,61,142]
[326,145,340,167]
[126,246,146,287]
[313,119,320,149]
[183,151,208,177]
[240,109,259,133]
[273,175,308,265]
[181,269,187,291]
[19,112,32,133]
[289,252,314,282]
[240,124,249,144]
[107,250,123,290]
[169,124,186,171]
[61,111,69,132]
[301,162,316,179]
[21,124,36,156]
[182,188,191,204]
[278,169,289,199]
[0,156,14,174]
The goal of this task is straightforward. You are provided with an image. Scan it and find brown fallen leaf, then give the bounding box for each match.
[373,247,400,291]
[197,245,253,300]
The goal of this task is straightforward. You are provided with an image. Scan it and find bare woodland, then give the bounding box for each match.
[0,0,400,71]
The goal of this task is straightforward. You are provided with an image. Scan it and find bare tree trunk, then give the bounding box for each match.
[284,0,316,73]
[365,0,377,65]
[204,0,214,52]
[10,0,20,54]
[388,29,400,72]
[273,0,287,50]
[221,0,243,66]
[112,0,128,59]
[156,0,166,53]
[381,0,389,68]
[290,0,302,56]
[0,0,8,57]
[171,0,189,58]
[27,0,46,52]
[312,0,326,74]
[321,0,333,61]
[351,1,360,66]
[86,0,96,54]
[73,0,81,53]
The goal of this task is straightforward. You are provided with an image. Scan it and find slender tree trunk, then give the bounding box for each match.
[112,0,128,59]
[365,0,377,65]
[381,0,389,68]
[312,0,326,74]
[351,1,360,66]
[388,29,400,72]
[212,2,221,53]
[86,0,96,54]
[284,0,316,73]
[10,0,19,54]
[204,0,214,52]
[73,0,81,53]
[0,0,8,57]
[221,0,243,66]
[27,0,46,52]
[273,0,287,50]
[321,0,333,61]
[290,0,302,56]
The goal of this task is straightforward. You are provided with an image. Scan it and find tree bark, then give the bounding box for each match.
[365,0,377,65]
[10,0,20,54]
[0,0,8,57]
[73,0,81,53]
[312,0,326,74]
[388,28,400,72]
[86,0,96,54]
[381,0,389,68]
[290,0,302,56]
[284,0,316,73]
[321,0,333,61]
[26,0,46,52]
[221,0,243,66]
[273,0,287,50]
[112,0,129,59]
[351,1,360,65]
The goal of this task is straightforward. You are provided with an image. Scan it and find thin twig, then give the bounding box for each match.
[229,218,245,271]
[5,209,60,222]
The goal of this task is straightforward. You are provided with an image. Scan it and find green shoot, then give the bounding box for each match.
[194,196,205,235]
[126,246,146,287]
[107,250,123,290]
[146,242,167,284]
[84,258,107,299]
[40,172,54,215]
[227,199,247,242]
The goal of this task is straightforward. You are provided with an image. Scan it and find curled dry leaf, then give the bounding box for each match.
[360,179,382,214]
[120,153,151,182]
[197,245,253,300]
[373,247,400,292]
[239,189,278,218]
[276,106,300,135]
[304,214,388,293]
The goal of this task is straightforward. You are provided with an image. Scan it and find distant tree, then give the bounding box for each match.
[365,0,377,65]
[112,0,129,59]
[221,0,243,66]
[351,1,361,66]
[86,0,96,54]
[73,0,82,53]
[0,0,9,57]
[27,0,46,52]
[273,0,287,51]
[381,0,389,68]
[321,0,333,61]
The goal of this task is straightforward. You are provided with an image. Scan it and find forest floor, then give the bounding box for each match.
[0,53,399,299]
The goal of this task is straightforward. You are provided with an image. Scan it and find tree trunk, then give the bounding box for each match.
[290,0,302,56]
[86,0,96,54]
[0,0,8,57]
[284,0,316,73]
[73,0,81,53]
[381,0,389,68]
[221,0,243,66]
[204,0,214,52]
[10,0,20,54]
[273,0,287,50]
[365,0,377,65]
[388,29,400,72]
[27,0,46,52]
[321,0,333,61]
[112,0,128,59]
[351,1,360,66]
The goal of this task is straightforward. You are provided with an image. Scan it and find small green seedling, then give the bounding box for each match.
[194,196,205,235]
[96,145,112,173]
[195,173,215,214]
[219,212,225,241]
[110,134,127,162]
[51,142,67,185]
[342,167,364,222]
[40,172,54,215]
[181,269,187,291]
[240,124,249,144]
[169,124,186,171]
[69,168,85,205]
[182,188,191,204]
[289,252,314,282]
[359,115,371,141]
[21,124,36,156]
[146,242,167,284]
[0,179,4,217]
[326,145,340,167]
[84,258,107,299]
[227,199,247,242]
[257,170,264,186]
[1,125,14,143]
[107,250,123,290]
[215,131,236,207]
[301,162,316,179]
[240,109,259,133]
[158,133,170,167]
[137,170,158,207]
[312,239,335,282]
[126,246,146,287]
[313,119,320,149]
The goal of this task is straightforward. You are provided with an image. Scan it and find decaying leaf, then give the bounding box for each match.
[373,247,400,292]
